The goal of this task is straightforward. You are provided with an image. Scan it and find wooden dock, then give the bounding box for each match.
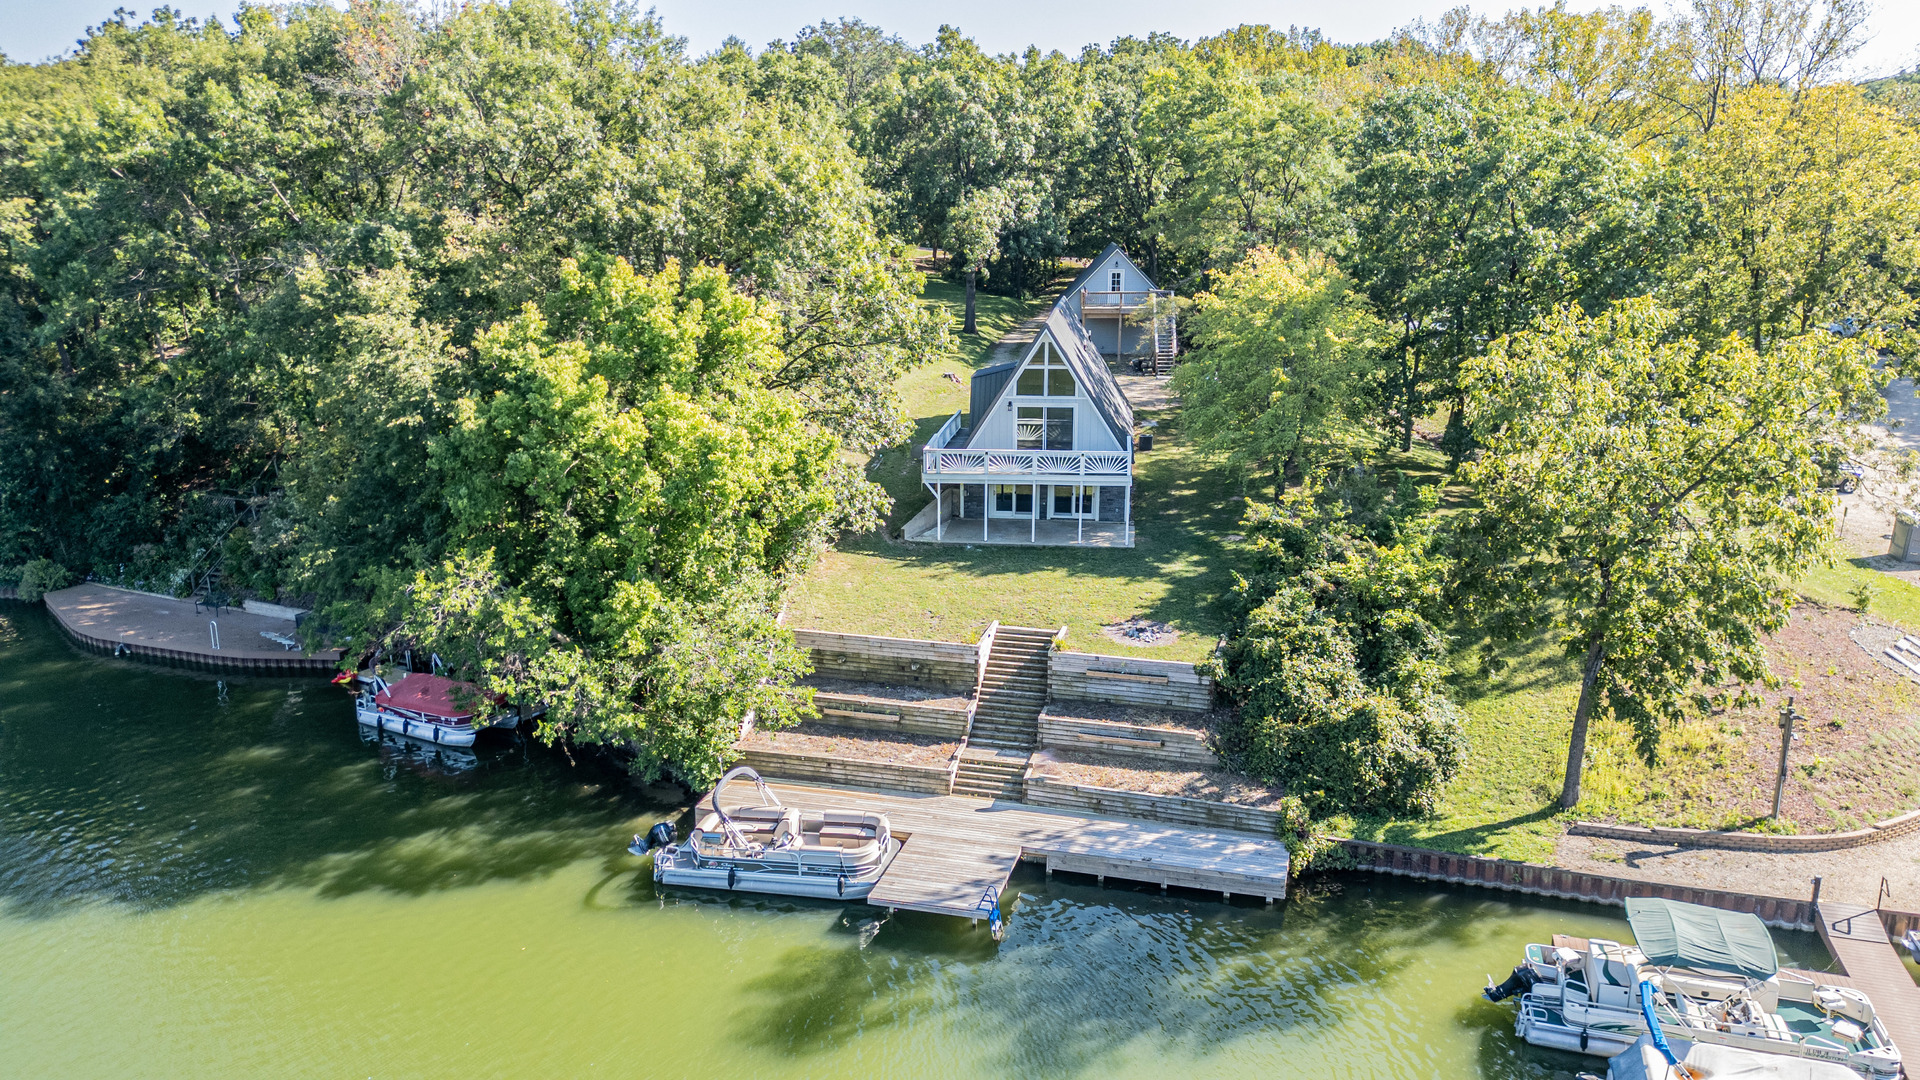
[1816,900,1920,1068]
[720,779,1290,922]
[42,584,341,673]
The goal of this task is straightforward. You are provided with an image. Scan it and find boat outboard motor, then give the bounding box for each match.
[1484,964,1541,1003]
[628,821,677,858]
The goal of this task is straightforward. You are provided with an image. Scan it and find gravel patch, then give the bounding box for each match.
[1851,620,1920,684]
[739,722,957,768]
[1035,749,1285,808]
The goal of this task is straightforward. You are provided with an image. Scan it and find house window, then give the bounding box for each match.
[1015,342,1076,398]
[1110,269,1123,292]
[1053,485,1096,516]
[1044,407,1073,449]
[1017,407,1072,449]
[993,484,1033,513]
[1046,367,1075,396]
[1016,407,1043,448]
[1016,367,1045,395]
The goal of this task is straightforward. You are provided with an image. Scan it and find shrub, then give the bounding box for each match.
[16,559,74,603]
[1215,585,1464,816]
[1211,483,1465,817]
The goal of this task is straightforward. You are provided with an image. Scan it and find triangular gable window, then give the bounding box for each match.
[1014,336,1075,397]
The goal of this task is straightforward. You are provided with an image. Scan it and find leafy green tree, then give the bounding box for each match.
[1453,297,1885,807]
[1670,85,1920,358]
[1345,87,1669,456]
[380,258,882,786]
[1172,247,1382,493]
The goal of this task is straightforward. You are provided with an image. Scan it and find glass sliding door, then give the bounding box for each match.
[990,484,1034,517]
[1050,485,1097,517]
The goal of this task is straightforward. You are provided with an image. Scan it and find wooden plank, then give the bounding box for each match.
[1073,732,1164,748]
[869,838,1019,918]
[820,708,901,724]
[1087,669,1170,684]
[1816,901,1920,1063]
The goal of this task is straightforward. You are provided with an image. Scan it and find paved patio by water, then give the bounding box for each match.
[43,584,342,673]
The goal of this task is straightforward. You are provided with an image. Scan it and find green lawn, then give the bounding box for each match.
[791,407,1240,662]
[1799,547,1920,631]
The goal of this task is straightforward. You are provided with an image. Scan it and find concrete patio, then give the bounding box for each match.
[904,517,1133,548]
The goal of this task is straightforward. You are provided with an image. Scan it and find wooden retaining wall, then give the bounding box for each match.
[1022,772,1281,835]
[794,629,981,691]
[1570,808,1920,853]
[1036,714,1218,768]
[811,691,973,740]
[1047,651,1213,712]
[1338,840,1820,931]
[734,747,957,797]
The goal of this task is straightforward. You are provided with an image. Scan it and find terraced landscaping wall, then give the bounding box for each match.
[794,629,982,691]
[1021,771,1281,834]
[811,692,973,740]
[1048,651,1213,712]
[734,746,957,796]
[1036,714,1217,768]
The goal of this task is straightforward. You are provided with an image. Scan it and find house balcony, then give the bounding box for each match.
[920,447,1133,484]
[1075,288,1168,315]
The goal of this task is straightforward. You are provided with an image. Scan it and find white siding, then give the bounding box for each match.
[1094,252,1154,295]
[966,331,1124,452]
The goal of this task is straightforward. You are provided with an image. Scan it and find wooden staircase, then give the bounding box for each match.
[951,626,1055,800]
[1150,299,1178,376]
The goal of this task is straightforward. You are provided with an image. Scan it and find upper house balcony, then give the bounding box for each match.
[1072,287,1173,316]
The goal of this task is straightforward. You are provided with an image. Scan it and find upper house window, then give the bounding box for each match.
[1110,268,1123,292]
[1015,340,1076,397]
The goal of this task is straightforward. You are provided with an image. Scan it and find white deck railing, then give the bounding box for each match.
[928,409,964,451]
[921,448,1132,479]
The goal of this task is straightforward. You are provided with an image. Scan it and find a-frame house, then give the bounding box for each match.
[909,244,1173,547]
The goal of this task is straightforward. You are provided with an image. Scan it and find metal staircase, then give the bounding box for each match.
[951,626,1055,800]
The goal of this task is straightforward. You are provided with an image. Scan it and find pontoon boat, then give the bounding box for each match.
[352,671,517,747]
[633,766,903,901]
[1484,898,1900,1078]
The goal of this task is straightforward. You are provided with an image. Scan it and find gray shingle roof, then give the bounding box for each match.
[957,304,1132,450]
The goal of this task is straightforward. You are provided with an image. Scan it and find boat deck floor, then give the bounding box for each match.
[719,779,1290,921]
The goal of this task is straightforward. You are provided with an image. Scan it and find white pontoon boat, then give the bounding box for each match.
[632,766,903,901]
[352,671,517,747]
[1593,1032,1865,1080]
[1484,898,1900,1079]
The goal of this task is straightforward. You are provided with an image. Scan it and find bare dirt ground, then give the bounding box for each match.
[1554,829,1920,910]
[1034,748,1286,807]
[1580,603,1920,834]
[738,723,957,768]
[799,676,973,707]
[1040,700,1225,734]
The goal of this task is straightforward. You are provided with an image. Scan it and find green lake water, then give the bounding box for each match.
[0,603,1836,1079]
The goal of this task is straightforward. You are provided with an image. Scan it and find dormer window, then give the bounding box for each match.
[1015,339,1075,396]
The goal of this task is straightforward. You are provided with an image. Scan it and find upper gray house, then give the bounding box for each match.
[907,245,1174,547]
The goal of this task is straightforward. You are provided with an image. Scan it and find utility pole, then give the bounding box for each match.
[1772,697,1801,818]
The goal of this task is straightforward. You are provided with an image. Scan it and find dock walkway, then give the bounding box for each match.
[1816,900,1920,1065]
[723,779,1290,921]
[42,584,341,673]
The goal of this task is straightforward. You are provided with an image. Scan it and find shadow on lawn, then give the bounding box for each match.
[1351,803,1567,857]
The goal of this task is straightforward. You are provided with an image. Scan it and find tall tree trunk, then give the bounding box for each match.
[963,269,979,335]
[1560,638,1608,808]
